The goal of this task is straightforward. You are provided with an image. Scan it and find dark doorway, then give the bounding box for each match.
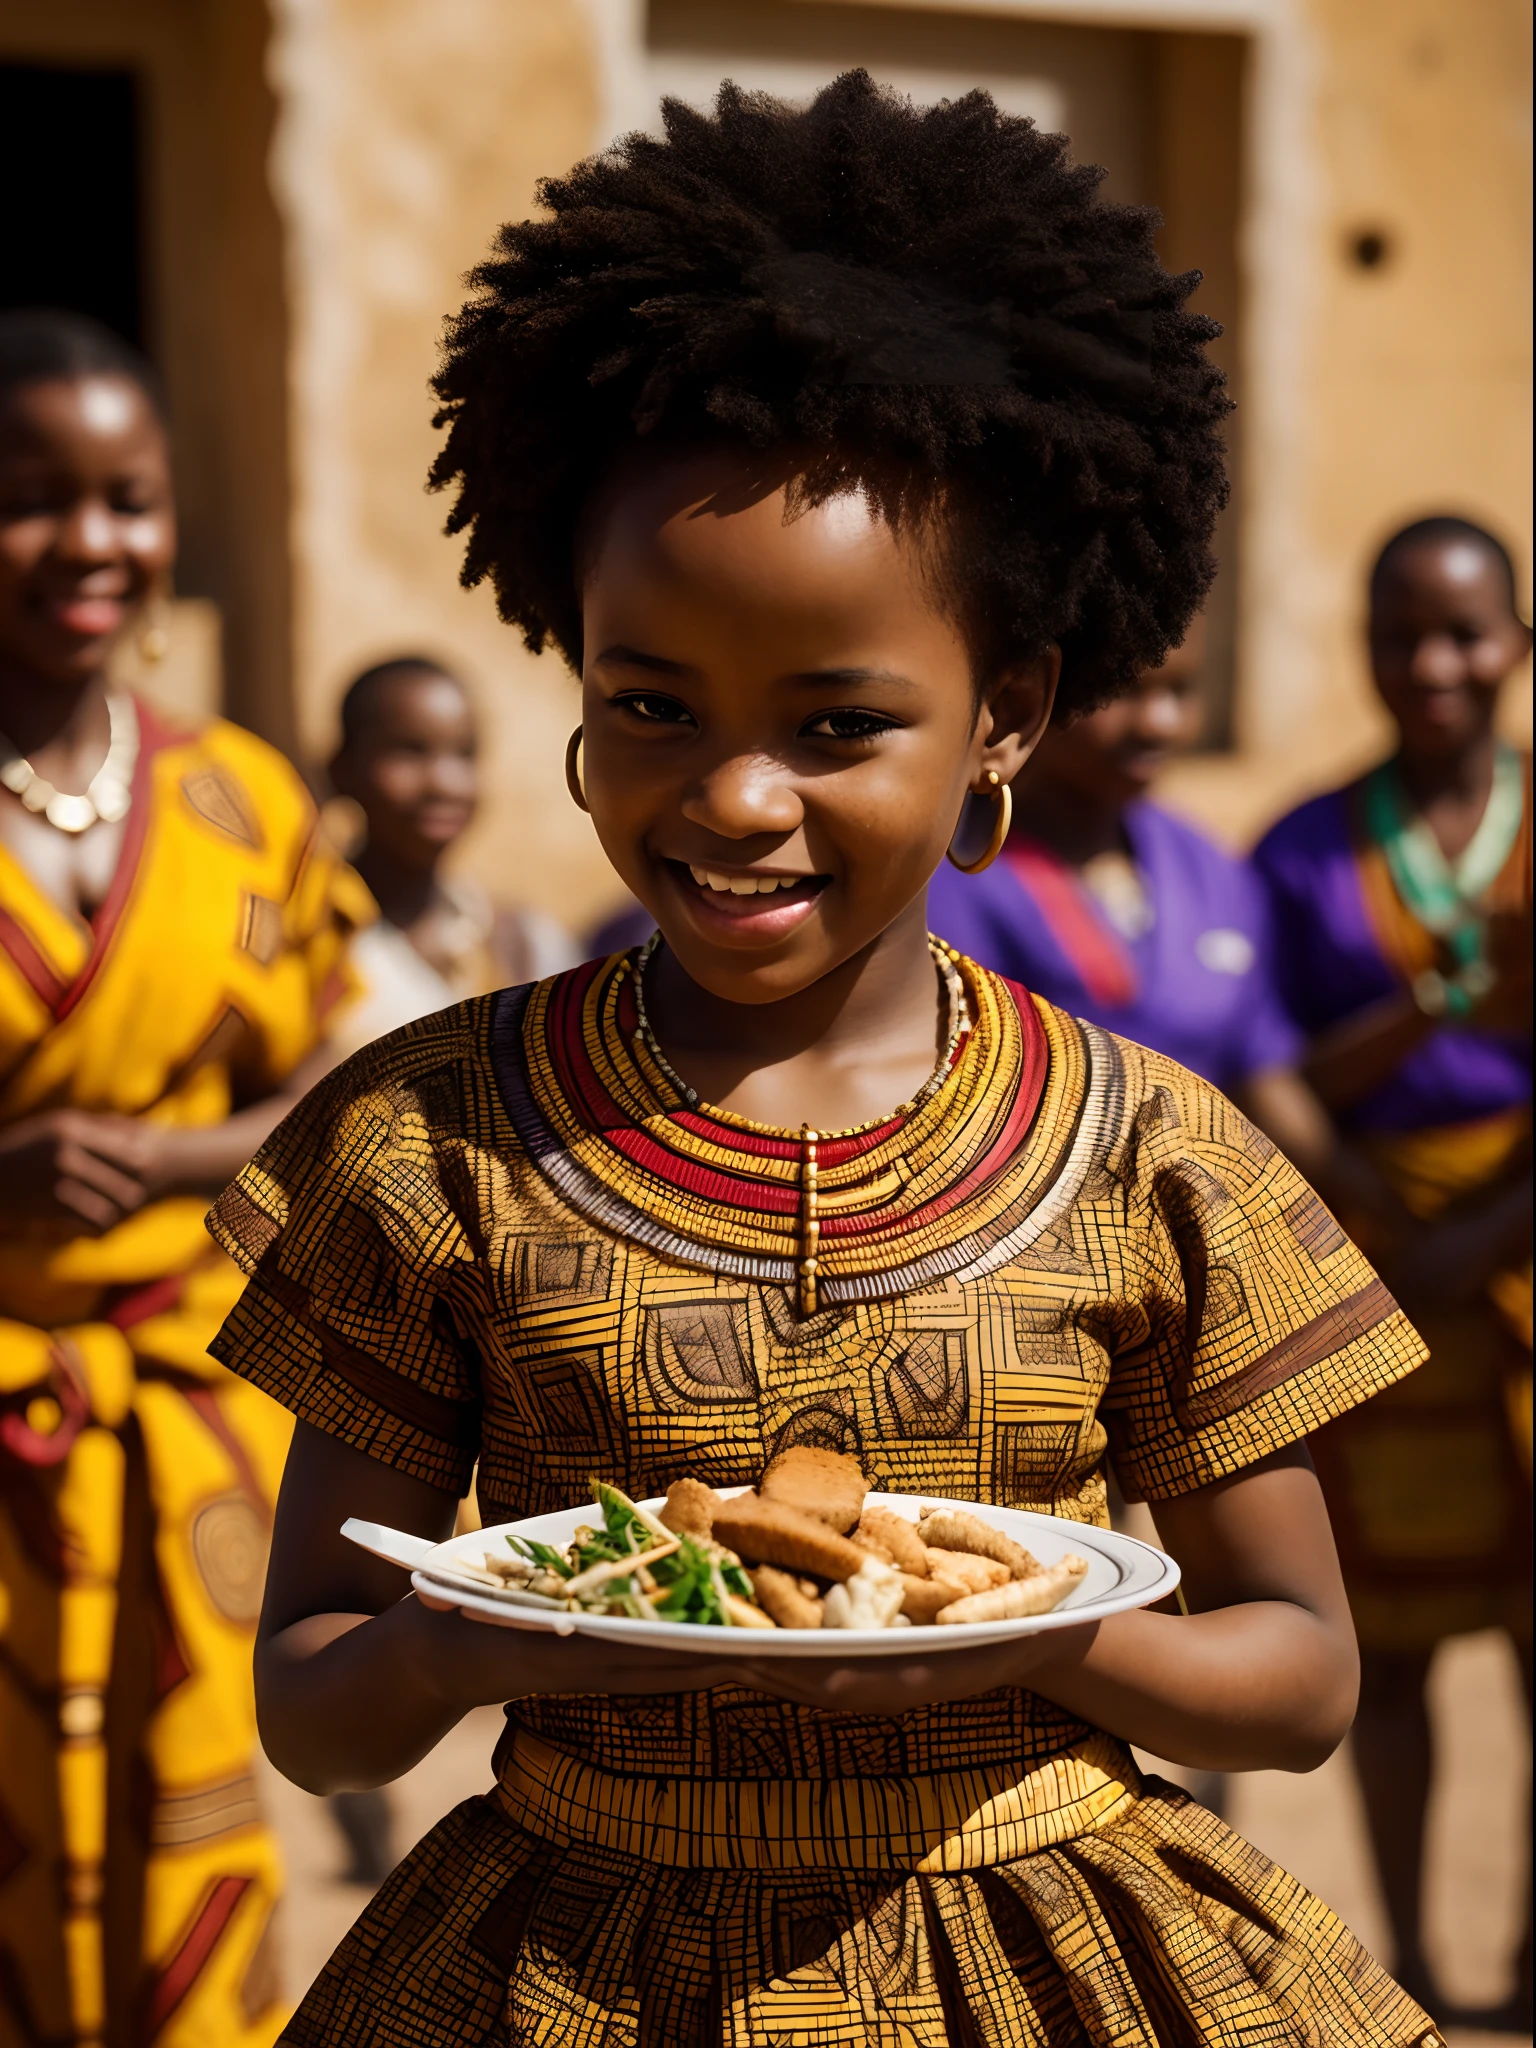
[0,62,143,348]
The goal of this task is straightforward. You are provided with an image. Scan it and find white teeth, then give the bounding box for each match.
[687,866,802,896]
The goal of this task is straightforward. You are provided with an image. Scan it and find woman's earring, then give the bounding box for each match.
[564,726,590,813]
[138,581,171,664]
[946,769,1012,874]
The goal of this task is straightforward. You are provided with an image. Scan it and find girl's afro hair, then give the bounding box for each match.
[430,71,1231,715]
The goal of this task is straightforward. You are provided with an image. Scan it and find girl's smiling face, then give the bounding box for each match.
[1369,537,1531,759]
[0,374,175,690]
[579,448,1056,1005]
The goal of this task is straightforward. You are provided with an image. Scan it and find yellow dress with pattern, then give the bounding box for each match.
[0,701,369,2048]
[210,950,1440,2048]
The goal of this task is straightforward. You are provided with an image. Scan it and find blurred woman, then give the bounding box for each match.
[0,311,367,2045]
[1256,515,1531,2026]
[927,621,1305,1121]
[324,657,576,1060]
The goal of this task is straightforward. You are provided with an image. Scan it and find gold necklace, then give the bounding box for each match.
[0,694,139,834]
[629,932,971,1316]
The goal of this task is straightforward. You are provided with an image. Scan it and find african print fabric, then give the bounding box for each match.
[0,704,369,2048]
[210,951,1436,2046]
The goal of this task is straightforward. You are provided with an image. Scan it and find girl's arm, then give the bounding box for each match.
[262,1428,1356,1785]
[256,1421,745,1794]
[735,1443,1359,1771]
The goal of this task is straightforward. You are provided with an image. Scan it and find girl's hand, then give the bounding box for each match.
[0,1109,173,1230]
[724,1623,1098,1716]
[412,1584,743,1703]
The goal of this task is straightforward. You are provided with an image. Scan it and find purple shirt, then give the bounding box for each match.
[927,800,1300,1092]
[1254,789,1530,1132]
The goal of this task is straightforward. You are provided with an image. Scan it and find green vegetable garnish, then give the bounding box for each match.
[505,1534,574,1578]
[501,1481,765,1627]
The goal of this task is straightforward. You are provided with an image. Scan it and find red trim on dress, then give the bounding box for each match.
[1002,836,1139,1007]
[106,1273,186,1330]
[140,1875,251,2040]
[54,696,176,1023]
[0,903,69,1010]
[543,955,1051,1242]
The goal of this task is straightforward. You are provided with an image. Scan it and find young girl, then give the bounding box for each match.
[212,79,1438,2044]
[0,310,365,2045]
[1256,516,1531,2026]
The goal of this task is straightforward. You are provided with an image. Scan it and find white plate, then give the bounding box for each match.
[344,1491,1179,1658]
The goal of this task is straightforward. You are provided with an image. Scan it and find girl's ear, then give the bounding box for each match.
[975,648,1061,784]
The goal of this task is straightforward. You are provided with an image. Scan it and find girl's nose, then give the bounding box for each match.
[1407,632,1466,687]
[679,752,804,841]
[54,495,120,562]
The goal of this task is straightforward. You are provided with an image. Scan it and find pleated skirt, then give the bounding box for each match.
[280,1776,1439,2047]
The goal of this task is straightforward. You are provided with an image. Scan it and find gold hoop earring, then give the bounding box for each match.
[564,726,589,813]
[138,578,171,664]
[946,769,1012,874]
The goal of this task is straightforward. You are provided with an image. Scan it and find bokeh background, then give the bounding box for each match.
[2,0,1529,2031]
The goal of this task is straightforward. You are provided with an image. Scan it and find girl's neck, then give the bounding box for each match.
[1395,729,1498,813]
[643,898,949,1130]
[0,666,112,772]
[1010,764,1128,868]
[353,847,445,932]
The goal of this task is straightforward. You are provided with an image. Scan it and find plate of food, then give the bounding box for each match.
[342,1449,1180,1656]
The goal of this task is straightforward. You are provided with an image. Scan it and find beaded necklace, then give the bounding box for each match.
[627,930,971,1314]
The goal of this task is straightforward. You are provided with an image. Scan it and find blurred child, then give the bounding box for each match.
[1256,515,1531,2026]
[320,657,575,1880]
[326,657,577,1058]
[927,618,1305,1122]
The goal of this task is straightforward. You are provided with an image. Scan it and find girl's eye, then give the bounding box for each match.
[801,707,900,741]
[616,692,696,727]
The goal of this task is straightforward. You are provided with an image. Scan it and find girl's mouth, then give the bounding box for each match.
[45,595,128,639]
[664,858,828,937]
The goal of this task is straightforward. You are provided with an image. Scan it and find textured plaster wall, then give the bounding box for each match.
[1160,0,1532,844]
[266,0,613,923]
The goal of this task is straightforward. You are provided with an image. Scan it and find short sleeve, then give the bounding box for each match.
[1101,1054,1426,1501]
[206,1028,482,1493]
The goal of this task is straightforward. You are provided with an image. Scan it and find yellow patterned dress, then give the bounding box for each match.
[210,950,1439,2048]
[0,702,369,2048]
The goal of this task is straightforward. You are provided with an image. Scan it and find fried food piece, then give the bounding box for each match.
[750,1566,824,1629]
[919,1507,1042,1582]
[659,1477,719,1540]
[850,1531,896,1567]
[898,1572,968,1624]
[723,1592,777,1629]
[711,1492,867,1581]
[935,1555,1090,1624]
[760,1446,869,1534]
[921,1547,1009,1595]
[856,1506,929,1577]
[822,1556,905,1629]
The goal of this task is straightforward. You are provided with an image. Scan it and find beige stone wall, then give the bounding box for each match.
[266,0,614,924]
[1160,0,1532,846]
